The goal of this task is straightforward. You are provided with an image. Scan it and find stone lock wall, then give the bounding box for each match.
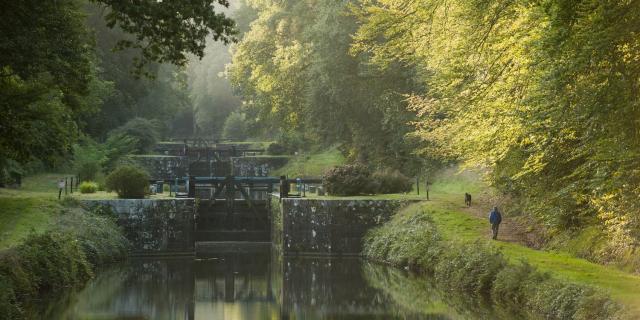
[126,155,187,180]
[82,199,196,254]
[232,156,290,177]
[272,196,411,255]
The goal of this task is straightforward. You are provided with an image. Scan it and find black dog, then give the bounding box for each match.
[464,193,472,207]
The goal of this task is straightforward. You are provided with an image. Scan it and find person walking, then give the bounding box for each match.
[489,206,502,240]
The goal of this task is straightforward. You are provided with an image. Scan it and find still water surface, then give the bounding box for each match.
[43,248,518,320]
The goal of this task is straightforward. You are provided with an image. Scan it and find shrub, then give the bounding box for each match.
[363,208,442,271]
[0,208,128,317]
[79,181,98,194]
[434,241,506,296]
[323,164,377,196]
[372,169,414,194]
[363,205,623,320]
[108,117,161,154]
[491,261,549,306]
[105,165,149,199]
[267,142,288,155]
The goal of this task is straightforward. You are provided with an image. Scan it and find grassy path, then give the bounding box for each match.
[417,193,640,317]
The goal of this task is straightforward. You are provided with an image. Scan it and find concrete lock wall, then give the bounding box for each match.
[82,199,196,254]
[126,155,187,180]
[271,196,412,255]
[232,156,290,177]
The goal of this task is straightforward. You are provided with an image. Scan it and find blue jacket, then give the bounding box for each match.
[489,209,502,224]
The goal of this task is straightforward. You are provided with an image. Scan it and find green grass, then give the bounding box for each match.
[0,196,60,250]
[354,167,640,316]
[272,147,345,177]
[424,204,640,315]
[399,170,640,316]
[0,173,171,249]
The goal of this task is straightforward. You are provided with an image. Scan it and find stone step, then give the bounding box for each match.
[195,241,271,256]
[195,230,270,242]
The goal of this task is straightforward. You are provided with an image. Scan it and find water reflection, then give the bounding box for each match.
[45,247,515,319]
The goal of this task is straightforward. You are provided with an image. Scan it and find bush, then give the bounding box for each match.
[372,169,414,194]
[79,181,98,194]
[0,208,128,318]
[323,164,377,196]
[363,205,623,320]
[267,142,288,155]
[105,165,149,199]
[434,241,506,296]
[108,117,161,154]
[322,165,415,195]
[491,261,549,306]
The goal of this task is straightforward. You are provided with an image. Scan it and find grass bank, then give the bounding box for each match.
[364,204,624,319]
[0,174,130,319]
[272,147,345,177]
[0,204,129,319]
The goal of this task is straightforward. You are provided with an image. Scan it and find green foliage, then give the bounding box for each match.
[273,147,345,177]
[435,242,506,296]
[491,261,549,307]
[187,2,246,138]
[0,207,128,318]
[372,169,413,194]
[364,205,622,319]
[1,0,240,179]
[105,165,149,199]
[95,0,236,76]
[222,112,248,141]
[322,165,414,196]
[267,142,288,155]
[228,0,425,174]
[79,181,98,194]
[76,162,101,183]
[323,164,376,196]
[73,139,103,182]
[0,73,78,169]
[351,0,640,252]
[363,209,442,270]
[73,135,138,181]
[108,118,161,154]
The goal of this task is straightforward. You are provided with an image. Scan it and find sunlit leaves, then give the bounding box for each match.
[354,0,640,238]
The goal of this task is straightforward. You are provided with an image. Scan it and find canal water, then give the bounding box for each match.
[41,248,518,320]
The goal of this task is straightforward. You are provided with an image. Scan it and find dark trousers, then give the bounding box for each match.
[491,223,500,240]
[58,188,62,200]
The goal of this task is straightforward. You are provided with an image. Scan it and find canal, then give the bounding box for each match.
[40,248,518,319]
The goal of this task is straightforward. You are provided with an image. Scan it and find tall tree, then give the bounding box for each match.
[229,0,424,172]
[352,0,640,247]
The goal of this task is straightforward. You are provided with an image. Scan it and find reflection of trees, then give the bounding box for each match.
[63,259,196,320]
[362,262,522,320]
[282,257,405,319]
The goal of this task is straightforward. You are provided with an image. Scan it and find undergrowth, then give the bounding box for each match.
[0,204,128,319]
[363,207,624,320]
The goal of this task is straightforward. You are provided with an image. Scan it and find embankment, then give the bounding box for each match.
[364,203,625,320]
[0,202,128,319]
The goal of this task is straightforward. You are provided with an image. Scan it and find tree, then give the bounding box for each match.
[108,118,161,154]
[92,0,237,76]
[0,0,237,174]
[222,112,248,141]
[228,0,424,173]
[352,0,640,246]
